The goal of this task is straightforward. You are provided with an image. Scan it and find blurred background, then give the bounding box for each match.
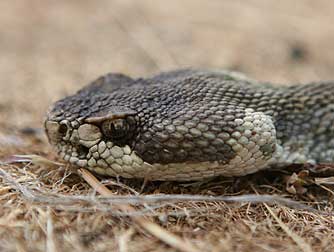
[1,0,334,130]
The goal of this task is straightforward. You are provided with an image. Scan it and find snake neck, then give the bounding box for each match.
[272,81,334,163]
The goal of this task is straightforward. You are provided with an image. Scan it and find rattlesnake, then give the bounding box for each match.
[45,69,334,180]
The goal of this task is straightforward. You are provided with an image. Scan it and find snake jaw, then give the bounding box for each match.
[45,117,148,177]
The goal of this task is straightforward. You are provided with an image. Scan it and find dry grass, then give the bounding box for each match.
[1,1,334,251]
[1,153,334,252]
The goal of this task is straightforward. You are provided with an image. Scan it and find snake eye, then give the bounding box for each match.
[101,119,128,139]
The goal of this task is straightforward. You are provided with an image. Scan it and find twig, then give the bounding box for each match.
[0,167,322,215]
[118,228,135,252]
[46,207,58,252]
[78,168,201,252]
[264,203,313,252]
[5,155,64,167]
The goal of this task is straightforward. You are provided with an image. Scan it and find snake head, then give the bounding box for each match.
[44,92,148,177]
[45,70,279,180]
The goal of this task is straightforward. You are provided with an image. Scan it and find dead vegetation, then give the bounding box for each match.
[1,1,334,251]
[0,133,334,252]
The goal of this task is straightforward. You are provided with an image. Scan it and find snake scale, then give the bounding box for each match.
[45,69,334,180]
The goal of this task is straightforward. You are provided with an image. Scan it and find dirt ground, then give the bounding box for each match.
[1,1,334,251]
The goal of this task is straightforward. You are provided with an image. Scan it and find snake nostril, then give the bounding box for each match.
[58,124,68,137]
[77,144,89,157]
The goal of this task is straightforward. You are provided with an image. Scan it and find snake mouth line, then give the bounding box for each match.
[56,141,90,167]
[54,136,149,178]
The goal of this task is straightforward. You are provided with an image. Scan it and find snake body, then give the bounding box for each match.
[45,69,334,180]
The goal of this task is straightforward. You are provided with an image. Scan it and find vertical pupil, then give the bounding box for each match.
[104,119,126,138]
[114,123,122,131]
[101,118,134,144]
[111,123,117,132]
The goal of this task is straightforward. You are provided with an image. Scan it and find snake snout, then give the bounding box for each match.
[45,120,93,161]
[45,121,66,145]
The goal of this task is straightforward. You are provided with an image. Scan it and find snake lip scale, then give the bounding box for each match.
[45,69,334,181]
